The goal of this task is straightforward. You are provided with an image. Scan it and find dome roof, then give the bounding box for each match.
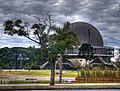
[69,22,103,46]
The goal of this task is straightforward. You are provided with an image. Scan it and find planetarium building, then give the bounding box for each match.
[63,22,119,69]
[41,22,118,70]
[69,22,103,46]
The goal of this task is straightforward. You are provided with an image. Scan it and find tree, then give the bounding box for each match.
[49,22,80,83]
[0,47,14,69]
[3,14,57,86]
[3,15,79,85]
[0,54,4,70]
[31,61,40,69]
[79,43,93,68]
[3,14,53,46]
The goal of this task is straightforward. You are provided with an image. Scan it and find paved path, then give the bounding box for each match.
[0,83,120,86]
[0,75,75,81]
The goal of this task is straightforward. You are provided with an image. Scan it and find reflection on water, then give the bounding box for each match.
[28,89,120,91]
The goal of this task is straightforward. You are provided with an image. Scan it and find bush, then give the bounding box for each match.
[31,62,40,69]
[115,62,120,69]
[80,69,86,78]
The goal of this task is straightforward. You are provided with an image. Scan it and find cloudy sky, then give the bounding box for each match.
[0,0,120,48]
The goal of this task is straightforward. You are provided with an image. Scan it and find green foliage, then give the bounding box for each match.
[80,69,86,78]
[30,61,40,69]
[78,69,120,78]
[115,62,120,69]
[4,19,27,36]
[79,43,93,59]
[3,16,80,86]
[86,70,91,78]
[47,22,80,63]
[3,17,80,70]
[75,69,120,83]
[79,43,93,69]
[33,47,48,65]
[3,16,53,46]
[0,47,41,69]
[0,59,4,69]
[0,47,14,68]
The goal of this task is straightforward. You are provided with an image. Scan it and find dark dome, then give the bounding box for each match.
[69,22,103,46]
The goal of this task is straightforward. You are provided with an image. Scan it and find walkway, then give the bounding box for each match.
[0,83,120,86]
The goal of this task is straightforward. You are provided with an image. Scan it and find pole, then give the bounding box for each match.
[88,28,90,44]
[88,28,91,69]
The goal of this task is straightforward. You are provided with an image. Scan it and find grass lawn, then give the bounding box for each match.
[0,70,120,89]
[0,70,77,77]
[1,69,120,84]
[0,70,78,84]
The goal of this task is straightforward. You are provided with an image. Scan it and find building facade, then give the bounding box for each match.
[41,22,118,70]
[62,22,118,69]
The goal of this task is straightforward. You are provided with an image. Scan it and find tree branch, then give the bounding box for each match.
[25,35,40,45]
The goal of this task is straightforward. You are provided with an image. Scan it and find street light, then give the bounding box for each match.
[88,28,91,44]
[88,28,94,69]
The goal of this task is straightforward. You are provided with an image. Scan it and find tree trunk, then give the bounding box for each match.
[59,55,63,83]
[77,70,80,76]
[50,57,55,86]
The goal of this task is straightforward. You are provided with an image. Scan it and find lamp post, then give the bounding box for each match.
[88,28,91,68]
[88,28,91,44]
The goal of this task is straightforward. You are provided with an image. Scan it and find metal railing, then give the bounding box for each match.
[65,46,114,57]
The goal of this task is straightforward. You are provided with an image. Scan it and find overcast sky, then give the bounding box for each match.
[0,0,120,48]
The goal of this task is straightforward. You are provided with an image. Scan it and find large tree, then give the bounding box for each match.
[4,15,79,85]
[49,22,80,83]
[3,14,57,86]
[3,14,53,46]
[3,15,79,85]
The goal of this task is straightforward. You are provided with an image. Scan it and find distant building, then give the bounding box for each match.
[111,47,120,62]
[114,47,120,58]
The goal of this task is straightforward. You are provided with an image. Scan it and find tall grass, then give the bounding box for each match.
[75,69,120,83]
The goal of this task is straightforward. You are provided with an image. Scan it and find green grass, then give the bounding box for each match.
[0,70,50,77]
[1,69,120,84]
[0,70,77,84]
[62,70,77,77]
[0,70,77,77]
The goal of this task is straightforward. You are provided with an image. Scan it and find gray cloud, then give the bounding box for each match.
[0,0,120,48]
